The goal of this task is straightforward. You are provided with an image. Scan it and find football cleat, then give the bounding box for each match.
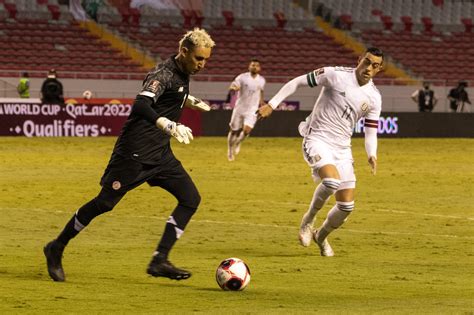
[299,223,313,247]
[43,240,66,282]
[147,257,191,280]
[313,230,335,257]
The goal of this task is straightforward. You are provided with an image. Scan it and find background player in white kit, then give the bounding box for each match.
[227,58,265,161]
[258,47,384,256]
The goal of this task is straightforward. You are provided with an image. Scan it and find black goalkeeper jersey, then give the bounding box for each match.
[113,56,190,164]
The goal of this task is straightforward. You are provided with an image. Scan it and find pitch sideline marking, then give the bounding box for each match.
[233,200,474,221]
[4,207,473,240]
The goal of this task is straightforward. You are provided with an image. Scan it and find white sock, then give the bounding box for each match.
[227,131,236,150]
[316,201,354,242]
[301,178,341,227]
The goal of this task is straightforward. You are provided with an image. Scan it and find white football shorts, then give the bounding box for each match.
[302,137,356,190]
[229,108,257,131]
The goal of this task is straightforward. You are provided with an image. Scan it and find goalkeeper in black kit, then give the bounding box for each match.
[44,28,215,282]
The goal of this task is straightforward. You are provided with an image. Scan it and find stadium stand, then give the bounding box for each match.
[106,22,365,82]
[1,0,472,86]
[310,0,474,84]
[99,0,397,82]
[0,0,145,79]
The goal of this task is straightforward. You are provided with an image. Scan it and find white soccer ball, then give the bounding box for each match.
[215,257,251,291]
[82,90,92,100]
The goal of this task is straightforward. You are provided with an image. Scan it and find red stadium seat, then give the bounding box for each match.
[193,10,204,28]
[381,15,393,31]
[421,17,434,32]
[181,10,193,28]
[273,11,287,28]
[461,18,473,32]
[4,3,17,19]
[47,5,61,20]
[371,9,383,16]
[401,16,413,32]
[340,14,353,30]
[129,8,140,25]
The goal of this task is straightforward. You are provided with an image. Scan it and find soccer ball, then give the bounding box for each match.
[215,257,251,291]
[82,90,92,100]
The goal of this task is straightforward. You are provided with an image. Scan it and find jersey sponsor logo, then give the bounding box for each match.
[112,181,121,190]
[355,116,398,134]
[147,80,160,93]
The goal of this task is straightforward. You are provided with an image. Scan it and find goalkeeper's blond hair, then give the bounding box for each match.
[179,28,215,51]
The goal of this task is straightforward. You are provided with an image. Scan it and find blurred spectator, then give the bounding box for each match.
[41,69,64,105]
[70,0,88,21]
[82,0,104,21]
[411,81,437,112]
[17,72,30,98]
[448,81,471,113]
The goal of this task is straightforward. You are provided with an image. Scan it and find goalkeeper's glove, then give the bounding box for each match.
[156,117,193,144]
[185,95,211,112]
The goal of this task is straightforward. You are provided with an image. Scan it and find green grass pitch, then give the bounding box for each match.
[0,137,473,313]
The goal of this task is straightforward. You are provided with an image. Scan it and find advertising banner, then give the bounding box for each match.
[0,102,131,137]
[2,100,470,137]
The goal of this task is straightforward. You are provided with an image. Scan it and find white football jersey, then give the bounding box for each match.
[231,72,266,113]
[304,66,382,148]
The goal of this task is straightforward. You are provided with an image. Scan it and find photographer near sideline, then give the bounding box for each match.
[411,81,437,112]
[41,69,64,105]
[448,81,471,113]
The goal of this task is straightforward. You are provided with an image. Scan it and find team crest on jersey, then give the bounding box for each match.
[147,80,160,93]
[112,181,121,190]
[361,102,369,113]
[312,154,321,163]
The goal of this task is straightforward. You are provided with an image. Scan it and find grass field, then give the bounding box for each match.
[0,137,473,314]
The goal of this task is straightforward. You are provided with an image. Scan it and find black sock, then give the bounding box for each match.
[56,199,98,246]
[55,189,124,246]
[155,205,196,257]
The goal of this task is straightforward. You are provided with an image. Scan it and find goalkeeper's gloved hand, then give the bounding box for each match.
[185,95,211,112]
[156,117,194,144]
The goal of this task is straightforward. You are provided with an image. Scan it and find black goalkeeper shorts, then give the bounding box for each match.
[100,152,193,194]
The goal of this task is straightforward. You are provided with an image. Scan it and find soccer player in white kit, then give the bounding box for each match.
[258,48,384,256]
[227,59,266,161]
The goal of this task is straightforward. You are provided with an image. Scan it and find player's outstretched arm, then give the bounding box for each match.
[185,95,210,112]
[156,117,193,144]
[364,122,378,175]
[257,75,308,119]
